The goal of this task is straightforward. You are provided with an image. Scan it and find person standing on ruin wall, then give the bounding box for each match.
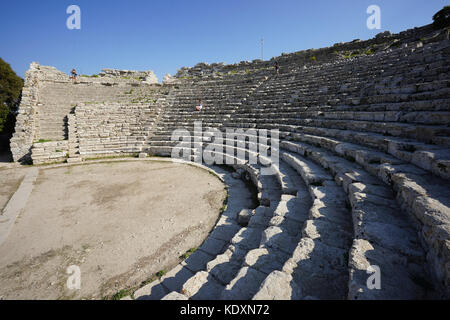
[274,61,280,76]
[71,68,78,83]
[195,99,203,111]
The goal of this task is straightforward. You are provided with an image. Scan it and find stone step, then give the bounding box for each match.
[281,143,440,298]
[220,169,312,299]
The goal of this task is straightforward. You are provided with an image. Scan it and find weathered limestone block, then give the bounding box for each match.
[181,271,223,299]
[207,246,247,285]
[161,292,189,300]
[261,226,298,255]
[159,264,195,293]
[198,237,227,256]
[231,227,262,250]
[31,141,69,164]
[253,271,302,300]
[221,267,267,300]
[237,209,252,226]
[243,248,285,275]
[348,239,424,300]
[163,74,179,84]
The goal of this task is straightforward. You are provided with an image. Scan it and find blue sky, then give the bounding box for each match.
[0,0,447,81]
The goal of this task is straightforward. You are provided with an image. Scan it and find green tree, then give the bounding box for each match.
[0,58,23,134]
[432,6,450,29]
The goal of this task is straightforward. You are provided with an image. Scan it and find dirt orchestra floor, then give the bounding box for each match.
[0,160,227,299]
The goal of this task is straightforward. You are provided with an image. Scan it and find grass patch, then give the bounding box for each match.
[156,270,167,278]
[138,275,158,289]
[111,288,133,300]
[180,248,197,260]
[220,202,228,213]
[84,153,139,161]
[35,139,52,144]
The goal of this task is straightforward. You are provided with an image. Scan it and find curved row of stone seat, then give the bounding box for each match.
[150,116,450,175]
[185,134,440,299]
[235,100,450,125]
[301,99,450,112]
[147,140,286,205]
[147,123,447,298]
[160,109,450,142]
[131,152,285,300]
[234,121,450,181]
[232,41,449,134]
[279,143,436,299]
[147,139,294,194]
[194,124,449,295]
[148,118,450,183]
[251,151,353,300]
[217,177,312,299]
[294,128,450,180]
[165,75,268,107]
[156,71,448,296]
[146,131,434,298]
[165,152,322,300]
[243,41,448,109]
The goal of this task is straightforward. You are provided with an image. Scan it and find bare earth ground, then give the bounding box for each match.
[0,166,26,212]
[0,161,227,299]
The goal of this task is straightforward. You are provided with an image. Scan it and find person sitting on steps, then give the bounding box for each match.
[195,99,203,111]
[71,68,78,83]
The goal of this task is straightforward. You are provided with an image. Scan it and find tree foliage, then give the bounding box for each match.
[0,58,23,134]
[433,6,450,30]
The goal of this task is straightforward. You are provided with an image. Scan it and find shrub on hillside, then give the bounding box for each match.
[432,6,450,29]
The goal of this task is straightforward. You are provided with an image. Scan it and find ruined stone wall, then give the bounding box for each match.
[10,63,160,163]
[31,140,69,165]
[73,102,162,157]
[10,62,43,162]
